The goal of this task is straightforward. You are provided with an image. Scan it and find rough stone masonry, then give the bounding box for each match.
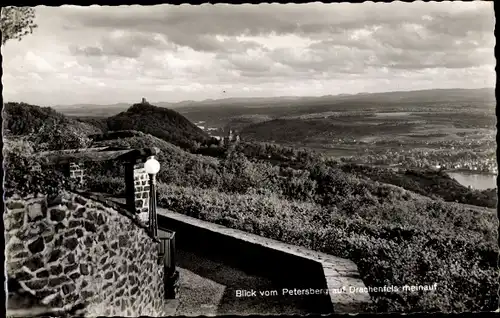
[125,161,150,222]
[68,162,85,188]
[5,191,168,317]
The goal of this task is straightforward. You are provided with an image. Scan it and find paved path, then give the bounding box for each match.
[158,229,316,315]
[172,249,317,316]
[158,209,371,313]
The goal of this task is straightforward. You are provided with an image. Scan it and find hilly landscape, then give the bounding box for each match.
[54,88,495,124]
[37,102,214,151]
[4,102,100,137]
[54,88,496,166]
[4,90,498,313]
[105,103,212,150]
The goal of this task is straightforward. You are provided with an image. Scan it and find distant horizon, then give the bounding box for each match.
[6,86,495,108]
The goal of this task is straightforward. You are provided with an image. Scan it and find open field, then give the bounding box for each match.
[152,91,495,167]
[239,111,494,144]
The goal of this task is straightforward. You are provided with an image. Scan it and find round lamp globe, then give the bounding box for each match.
[145,157,161,175]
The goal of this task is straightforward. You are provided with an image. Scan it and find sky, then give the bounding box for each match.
[1,2,495,106]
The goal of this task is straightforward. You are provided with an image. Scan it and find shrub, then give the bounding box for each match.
[3,136,35,155]
[28,118,92,151]
[85,175,126,196]
[4,151,68,198]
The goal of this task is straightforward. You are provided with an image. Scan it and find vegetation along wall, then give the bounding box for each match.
[5,191,166,316]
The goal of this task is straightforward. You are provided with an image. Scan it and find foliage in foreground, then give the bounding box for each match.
[89,133,220,186]
[4,150,67,198]
[1,7,37,45]
[157,184,498,313]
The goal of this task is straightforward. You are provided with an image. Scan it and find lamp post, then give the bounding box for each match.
[145,156,160,238]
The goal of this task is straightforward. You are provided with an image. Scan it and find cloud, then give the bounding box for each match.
[69,31,173,58]
[55,3,493,40]
[69,45,104,57]
[1,2,495,105]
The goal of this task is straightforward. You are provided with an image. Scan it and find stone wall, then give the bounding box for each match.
[133,162,150,217]
[68,162,85,186]
[125,161,150,221]
[5,191,167,316]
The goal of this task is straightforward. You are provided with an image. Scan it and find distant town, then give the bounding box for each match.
[195,121,240,146]
[195,120,497,175]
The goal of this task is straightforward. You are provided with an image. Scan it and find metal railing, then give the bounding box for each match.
[158,230,176,277]
[158,229,179,299]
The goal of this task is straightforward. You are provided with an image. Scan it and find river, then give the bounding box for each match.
[446,171,497,190]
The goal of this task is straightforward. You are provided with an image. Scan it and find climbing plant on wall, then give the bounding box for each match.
[4,151,68,198]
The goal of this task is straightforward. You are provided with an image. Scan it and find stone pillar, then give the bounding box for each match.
[125,160,150,218]
[68,162,85,188]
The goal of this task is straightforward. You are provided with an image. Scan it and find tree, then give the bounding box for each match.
[1,7,37,45]
[28,118,93,151]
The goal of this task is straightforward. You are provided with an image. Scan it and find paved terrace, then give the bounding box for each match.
[163,235,317,315]
[156,209,372,314]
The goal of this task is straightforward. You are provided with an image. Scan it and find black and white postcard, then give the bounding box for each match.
[2,2,497,316]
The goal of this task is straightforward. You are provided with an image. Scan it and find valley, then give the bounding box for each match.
[53,89,497,190]
[169,90,497,186]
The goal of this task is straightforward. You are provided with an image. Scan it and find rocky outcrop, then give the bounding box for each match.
[5,191,168,317]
